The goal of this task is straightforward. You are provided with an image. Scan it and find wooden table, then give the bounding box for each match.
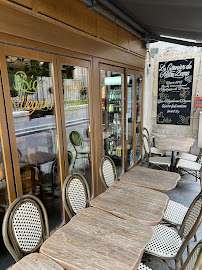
[119,166,181,191]
[90,181,169,226]
[40,207,153,270]
[156,136,194,171]
[10,253,64,270]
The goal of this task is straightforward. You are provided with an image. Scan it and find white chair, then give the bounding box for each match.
[62,173,91,219]
[142,134,171,170]
[144,192,202,270]
[176,158,201,185]
[176,148,202,163]
[99,156,118,189]
[142,127,166,157]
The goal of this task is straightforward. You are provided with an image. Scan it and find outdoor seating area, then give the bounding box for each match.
[1,149,202,270]
[1,1,202,269]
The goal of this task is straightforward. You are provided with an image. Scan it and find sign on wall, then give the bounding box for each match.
[157,58,194,125]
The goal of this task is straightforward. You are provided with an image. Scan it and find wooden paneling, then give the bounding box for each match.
[7,0,32,8]
[37,0,98,37]
[0,1,146,66]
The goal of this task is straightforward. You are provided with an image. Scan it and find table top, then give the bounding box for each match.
[119,166,180,192]
[156,136,194,152]
[40,207,153,270]
[90,181,169,226]
[10,253,64,270]
[26,151,56,166]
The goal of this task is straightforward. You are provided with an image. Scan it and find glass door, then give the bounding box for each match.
[100,65,124,176]
[126,72,135,170]
[3,50,64,232]
[57,57,92,194]
[135,74,143,162]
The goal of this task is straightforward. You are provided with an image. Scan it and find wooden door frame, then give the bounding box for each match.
[56,56,94,192]
[0,44,65,206]
[0,65,16,203]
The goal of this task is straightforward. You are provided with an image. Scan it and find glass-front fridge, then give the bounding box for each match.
[101,69,123,175]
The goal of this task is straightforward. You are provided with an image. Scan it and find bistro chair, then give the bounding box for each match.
[181,240,202,270]
[99,155,118,189]
[62,173,90,219]
[176,150,202,185]
[144,192,202,270]
[142,134,171,170]
[69,131,90,168]
[175,149,202,163]
[2,194,49,262]
[142,127,166,157]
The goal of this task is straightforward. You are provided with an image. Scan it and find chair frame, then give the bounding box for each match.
[181,240,202,270]
[99,155,118,189]
[145,192,202,270]
[142,134,169,170]
[62,173,90,219]
[69,131,90,168]
[177,148,202,186]
[2,194,49,262]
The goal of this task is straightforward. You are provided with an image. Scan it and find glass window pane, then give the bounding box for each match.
[136,75,142,161]
[101,70,123,175]
[0,140,15,269]
[61,65,92,194]
[127,74,134,168]
[7,56,63,232]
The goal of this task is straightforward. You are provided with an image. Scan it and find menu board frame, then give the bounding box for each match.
[157,58,194,125]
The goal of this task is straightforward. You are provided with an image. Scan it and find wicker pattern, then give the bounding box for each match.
[12,202,42,252]
[183,244,201,270]
[143,136,150,154]
[176,159,201,171]
[149,156,171,166]
[164,200,188,226]
[176,152,197,162]
[102,159,115,187]
[138,263,153,270]
[68,178,87,214]
[145,225,182,258]
[182,196,202,238]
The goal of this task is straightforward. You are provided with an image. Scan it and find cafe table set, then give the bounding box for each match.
[10,163,181,269]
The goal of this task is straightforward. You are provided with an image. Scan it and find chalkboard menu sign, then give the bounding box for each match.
[157,58,194,125]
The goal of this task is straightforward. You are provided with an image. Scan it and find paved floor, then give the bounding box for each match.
[144,171,202,269]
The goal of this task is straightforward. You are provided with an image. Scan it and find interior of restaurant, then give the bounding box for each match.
[0,0,201,270]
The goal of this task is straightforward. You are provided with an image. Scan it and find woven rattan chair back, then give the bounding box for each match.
[142,134,151,163]
[99,156,118,189]
[196,148,202,163]
[142,127,150,140]
[69,131,83,148]
[176,192,202,261]
[62,173,90,219]
[2,195,49,262]
[181,240,202,270]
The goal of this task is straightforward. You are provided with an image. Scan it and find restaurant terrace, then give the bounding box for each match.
[0,0,201,269]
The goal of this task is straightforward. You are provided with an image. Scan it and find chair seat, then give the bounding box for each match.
[176,159,201,171]
[77,148,90,154]
[145,224,182,259]
[150,147,166,156]
[138,263,153,270]
[149,156,171,166]
[176,152,197,162]
[164,200,188,226]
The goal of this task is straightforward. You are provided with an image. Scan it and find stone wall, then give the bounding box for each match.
[143,42,202,154]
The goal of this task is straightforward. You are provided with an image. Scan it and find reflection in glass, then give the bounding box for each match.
[127,74,134,168]
[101,70,123,175]
[136,75,142,161]
[0,139,15,269]
[61,65,92,194]
[7,56,63,232]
